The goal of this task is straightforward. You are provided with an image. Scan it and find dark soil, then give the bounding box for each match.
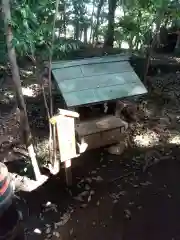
[1,53,180,240]
[20,147,180,240]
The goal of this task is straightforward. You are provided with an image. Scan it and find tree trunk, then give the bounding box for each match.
[93,0,105,43]
[74,20,80,40]
[84,26,88,44]
[62,0,66,37]
[143,13,162,83]
[89,0,95,42]
[174,30,180,53]
[104,0,117,48]
[2,0,41,180]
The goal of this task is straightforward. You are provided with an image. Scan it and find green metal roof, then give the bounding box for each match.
[52,54,147,107]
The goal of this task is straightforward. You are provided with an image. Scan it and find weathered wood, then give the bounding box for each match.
[50,109,79,186]
[50,110,79,124]
[84,131,127,150]
[76,115,128,136]
[65,159,72,186]
[75,115,128,150]
[56,115,77,162]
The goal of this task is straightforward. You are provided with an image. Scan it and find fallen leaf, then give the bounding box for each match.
[85,184,90,190]
[80,191,89,197]
[90,190,95,195]
[54,213,70,227]
[45,227,51,234]
[53,231,60,238]
[81,204,88,208]
[88,195,91,202]
[140,181,152,186]
[73,195,84,202]
[124,209,131,219]
[34,228,42,234]
[86,177,92,183]
[92,176,103,182]
[119,191,126,196]
[70,228,73,235]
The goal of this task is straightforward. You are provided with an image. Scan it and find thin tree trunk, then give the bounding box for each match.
[93,0,105,43]
[48,0,60,173]
[175,30,180,53]
[2,0,41,180]
[84,26,88,43]
[62,0,66,37]
[89,0,95,42]
[104,0,117,48]
[144,14,162,83]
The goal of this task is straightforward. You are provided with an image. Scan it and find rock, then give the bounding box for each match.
[107,141,126,155]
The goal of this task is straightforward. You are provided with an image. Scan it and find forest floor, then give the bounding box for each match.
[1,53,180,240]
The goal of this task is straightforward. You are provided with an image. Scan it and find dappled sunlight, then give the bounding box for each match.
[34,138,50,164]
[22,84,41,97]
[133,130,160,148]
[132,128,180,148]
[151,54,180,65]
[4,92,14,99]
[22,87,34,97]
[168,135,180,145]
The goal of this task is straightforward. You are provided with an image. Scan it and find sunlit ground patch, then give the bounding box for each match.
[133,130,160,147]
[20,70,33,78]
[4,91,14,99]
[35,138,49,162]
[22,84,41,97]
[168,135,180,145]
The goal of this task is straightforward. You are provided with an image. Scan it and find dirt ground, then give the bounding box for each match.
[1,54,180,240]
[23,147,180,240]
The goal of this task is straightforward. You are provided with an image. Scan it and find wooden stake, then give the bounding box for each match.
[65,159,72,186]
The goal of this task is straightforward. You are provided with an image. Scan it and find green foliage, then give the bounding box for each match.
[0,0,180,63]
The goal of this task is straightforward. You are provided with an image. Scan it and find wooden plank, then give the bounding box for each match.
[59,72,139,93]
[50,109,79,124]
[84,130,127,150]
[56,115,77,162]
[64,160,72,186]
[58,109,79,118]
[51,54,130,69]
[76,115,128,136]
[63,81,147,107]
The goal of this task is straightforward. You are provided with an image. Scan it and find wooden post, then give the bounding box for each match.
[65,159,72,186]
[50,109,79,186]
